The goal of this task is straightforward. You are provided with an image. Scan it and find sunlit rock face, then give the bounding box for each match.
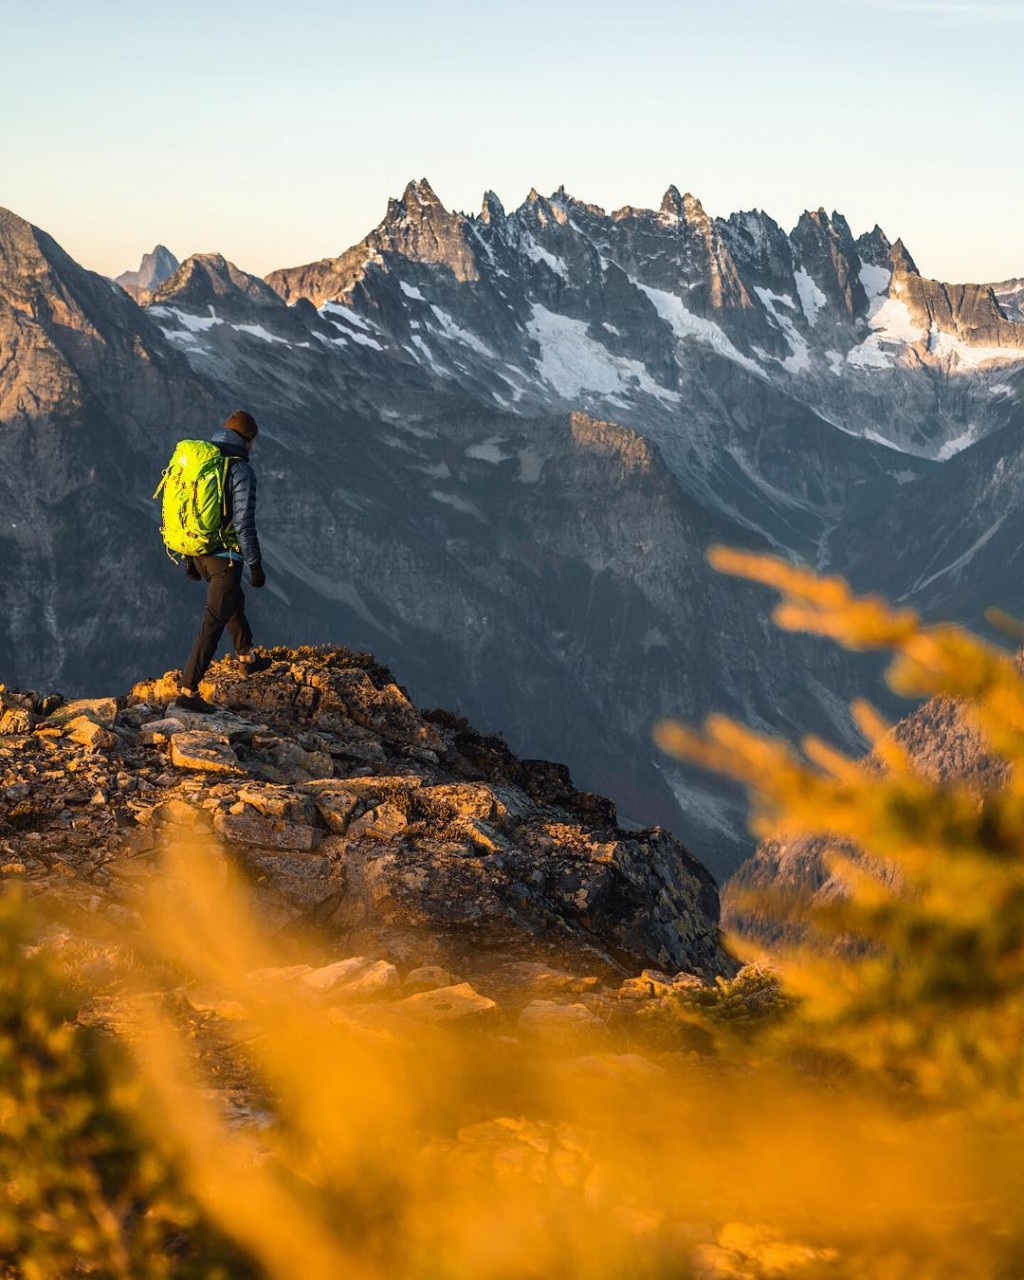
[0,648,728,978]
[1,185,1023,878]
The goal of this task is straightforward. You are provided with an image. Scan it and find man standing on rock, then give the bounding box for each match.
[174,410,271,714]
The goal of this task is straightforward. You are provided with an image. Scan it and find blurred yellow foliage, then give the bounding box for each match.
[658,547,1024,1107]
[5,549,1024,1277]
[120,840,1024,1280]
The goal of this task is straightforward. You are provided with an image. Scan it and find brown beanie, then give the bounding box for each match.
[224,410,259,442]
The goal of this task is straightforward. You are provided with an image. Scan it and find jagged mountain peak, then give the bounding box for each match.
[479,190,506,224]
[681,191,709,223]
[114,244,179,301]
[0,207,72,280]
[385,178,451,226]
[890,237,920,277]
[514,188,569,228]
[153,252,282,310]
[375,179,479,281]
[659,185,684,221]
[403,177,442,206]
[854,224,894,270]
[717,208,794,282]
[794,207,853,244]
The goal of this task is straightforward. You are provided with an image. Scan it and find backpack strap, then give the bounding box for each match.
[220,455,238,518]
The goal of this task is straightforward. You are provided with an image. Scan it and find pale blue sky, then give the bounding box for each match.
[4,0,1022,283]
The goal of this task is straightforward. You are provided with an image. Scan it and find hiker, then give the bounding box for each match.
[157,410,271,714]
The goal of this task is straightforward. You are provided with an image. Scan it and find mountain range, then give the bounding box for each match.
[1,180,1022,879]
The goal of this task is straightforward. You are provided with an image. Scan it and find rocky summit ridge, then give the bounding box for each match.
[0,646,726,985]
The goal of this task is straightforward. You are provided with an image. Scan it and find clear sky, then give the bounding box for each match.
[4,0,1022,284]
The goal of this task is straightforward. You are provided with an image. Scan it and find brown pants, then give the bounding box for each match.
[182,556,252,689]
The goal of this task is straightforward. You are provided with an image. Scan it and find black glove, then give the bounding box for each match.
[249,562,266,589]
[184,556,201,581]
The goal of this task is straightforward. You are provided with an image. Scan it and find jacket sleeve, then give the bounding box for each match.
[228,461,262,567]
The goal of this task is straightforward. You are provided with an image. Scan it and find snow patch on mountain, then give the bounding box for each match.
[910,513,1008,593]
[149,304,222,336]
[859,262,892,298]
[934,423,981,460]
[345,329,384,350]
[633,282,765,377]
[526,304,681,404]
[409,334,446,374]
[321,301,376,331]
[465,439,514,463]
[522,235,570,280]
[928,323,1024,368]
[428,306,497,358]
[231,322,291,345]
[847,297,925,369]
[754,288,811,374]
[430,489,486,519]
[794,269,826,326]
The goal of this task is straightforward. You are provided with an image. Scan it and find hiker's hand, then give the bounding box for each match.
[249,563,266,589]
[184,556,201,581]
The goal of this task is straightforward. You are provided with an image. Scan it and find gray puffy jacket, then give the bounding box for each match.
[211,428,262,567]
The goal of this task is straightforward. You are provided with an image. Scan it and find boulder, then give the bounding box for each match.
[388,982,497,1024]
[167,708,266,742]
[318,774,423,800]
[245,964,313,986]
[300,664,445,754]
[264,738,334,783]
[403,965,458,993]
[214,808,322,851]
[45,697,118,727]
[299,780,361,832]
[323,727,388,765]
[234,850,330,882]
[236,782,319,825]
[62,716,117,751]
[0,707,35,735]
[150,798,203,828]
[414,782,520,827]
[517,1000,605,1041]
[498,963,601,997]
[170,732,242,774]
[140,717,188,745]
[300,957,400,998]
[346,801,408,841]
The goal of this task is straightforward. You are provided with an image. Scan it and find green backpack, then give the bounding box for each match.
[153,440,240,559]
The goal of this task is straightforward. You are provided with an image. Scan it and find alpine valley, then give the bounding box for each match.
[1,180,1022,878]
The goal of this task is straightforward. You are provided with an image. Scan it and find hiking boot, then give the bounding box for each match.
[174,692,218,715]
[236,653,272,676]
